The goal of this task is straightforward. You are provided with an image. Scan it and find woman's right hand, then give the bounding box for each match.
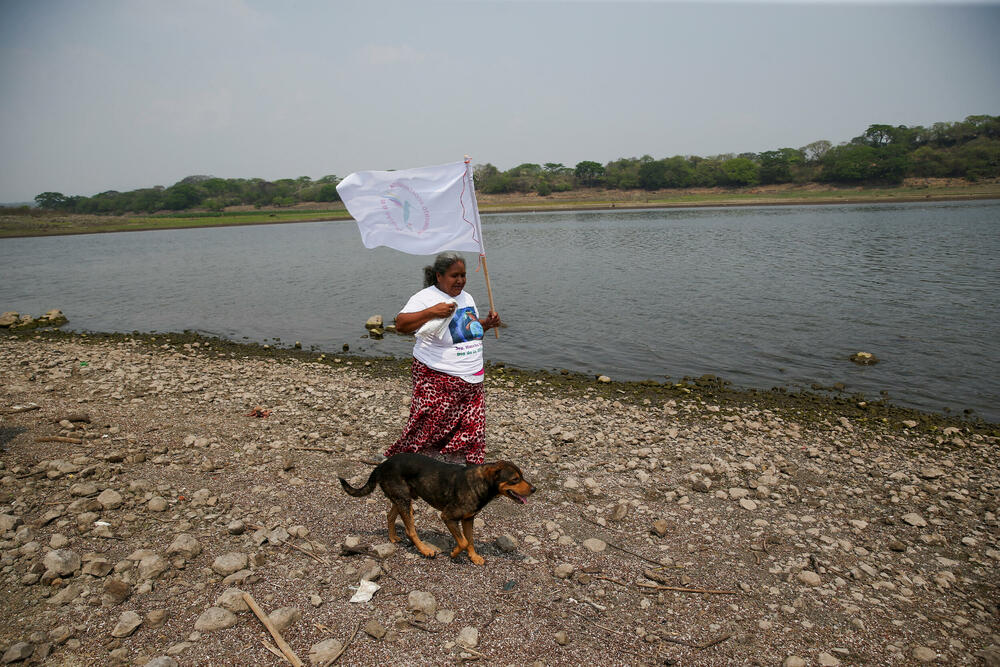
[395,301,456,334]
[428,301,457,318]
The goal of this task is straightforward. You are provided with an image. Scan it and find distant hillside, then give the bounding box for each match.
[29,114,1000,215]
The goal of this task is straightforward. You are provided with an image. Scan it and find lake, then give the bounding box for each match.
[1,199,998,421]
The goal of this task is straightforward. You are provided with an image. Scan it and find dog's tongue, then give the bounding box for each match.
[513,492,527,504]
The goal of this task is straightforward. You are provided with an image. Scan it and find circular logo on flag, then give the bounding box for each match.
[379,182,430,234]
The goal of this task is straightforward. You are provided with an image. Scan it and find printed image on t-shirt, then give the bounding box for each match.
[449,307,484,343]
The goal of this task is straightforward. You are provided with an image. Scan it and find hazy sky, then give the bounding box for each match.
[1,0,998,202]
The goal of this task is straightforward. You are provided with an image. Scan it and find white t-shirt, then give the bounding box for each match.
[400,286,485,384]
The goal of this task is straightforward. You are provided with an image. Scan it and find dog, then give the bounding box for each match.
[339,453,535,565]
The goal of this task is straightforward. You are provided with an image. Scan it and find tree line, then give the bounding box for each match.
[33,115,999,214]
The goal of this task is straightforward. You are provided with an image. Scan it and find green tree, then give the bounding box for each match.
[34,192,67,210]
[801,140,832,164]
[574,160,605,187]
[821,144,876,182]
[721,158,759,186]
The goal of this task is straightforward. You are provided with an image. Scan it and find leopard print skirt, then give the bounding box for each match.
[383,358,486,464]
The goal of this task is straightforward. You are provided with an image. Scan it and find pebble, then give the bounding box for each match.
[408,590,437,615]
[554,563,575,579]
[457,626,479,648]
[902,513,928,527]
[268,607,302,632]
[1,643,33,664]
[554,630,569,645]
[212,552,248,576]
[797,571,822,587]
[43,549,80,576]
[912,646,937,662]
[364,619,386,639]
[216,588,248,612]
[111,610,143,638]
[582,538,607,553]
[308,638,344,665]
[194,607,238,632]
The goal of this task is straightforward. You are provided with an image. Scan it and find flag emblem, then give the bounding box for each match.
[380,183,429,233]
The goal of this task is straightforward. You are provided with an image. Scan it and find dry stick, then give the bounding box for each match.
[580,515,664,566]
[636,582,739,595]
[594,575,630,588]
[260,639,287,661]
[5,405,40,414]
[407,619,441,633]
[698,632,733,650]
[242,592,304,667]
[290,446,339,454]
[286,540,326,564]
[34,436,83,444]
[566,607,625,636]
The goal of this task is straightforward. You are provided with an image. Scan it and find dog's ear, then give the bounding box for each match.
[493,462,524,485]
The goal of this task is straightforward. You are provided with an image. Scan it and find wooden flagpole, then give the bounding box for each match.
[466,156,499,339]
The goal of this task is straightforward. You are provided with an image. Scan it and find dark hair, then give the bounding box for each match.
[423,252,465,288]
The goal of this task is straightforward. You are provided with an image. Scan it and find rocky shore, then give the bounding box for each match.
[1,332,998,666]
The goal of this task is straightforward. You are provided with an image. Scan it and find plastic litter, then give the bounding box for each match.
[349,579,380,603]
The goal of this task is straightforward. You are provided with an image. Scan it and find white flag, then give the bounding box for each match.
[336,160,485,255]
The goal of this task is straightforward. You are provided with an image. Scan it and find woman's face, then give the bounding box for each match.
[436,261,466,297]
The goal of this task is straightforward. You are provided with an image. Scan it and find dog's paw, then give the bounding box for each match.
[449,546,465,559]
[418,545,439,558]
[469,553,485,566]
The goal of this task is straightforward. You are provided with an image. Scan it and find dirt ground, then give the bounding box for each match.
[1,333,998,666]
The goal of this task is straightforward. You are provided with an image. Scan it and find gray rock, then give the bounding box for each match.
[146,609,169,628]
[81,557,113,577]
[68,482,99,497]
[818,652,841,666]
[1,642,33,664]
[194,607,238,632]
[144,658,179,667]
[496,534,518,552]
[0,514,23,533]
[47,583,82,606]
[43,549,81,576]
[554,630,569,645]
[408,590,437,615]
[308,638,344,665]
[96,489,123,510]
[797,571,822,587]
[554,563,575,579]
[582,538,607,553]
[111,611,143,638]
[103,578,132,604]
[902,513,928,527]
[364,619,386,639]
[147,496,169,512]
[457,626,479,648]
[782,658,806,667]
[138,554,169,580]
[212,552,248,576]
[912,646,937,663]
[166,533,202,559]
[268,607,302,633]
[216,588,249,612]
[372,542,396,558]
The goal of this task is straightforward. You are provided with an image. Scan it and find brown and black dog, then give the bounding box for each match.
[339,453,535,565]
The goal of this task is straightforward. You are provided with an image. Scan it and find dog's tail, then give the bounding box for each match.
[339,468,379,497]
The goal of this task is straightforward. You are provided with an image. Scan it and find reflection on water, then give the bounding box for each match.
[1,199,998,421]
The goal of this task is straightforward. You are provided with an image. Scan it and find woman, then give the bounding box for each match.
[385,252,501,465]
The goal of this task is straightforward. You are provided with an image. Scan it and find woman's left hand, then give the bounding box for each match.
[480,310,501,330]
